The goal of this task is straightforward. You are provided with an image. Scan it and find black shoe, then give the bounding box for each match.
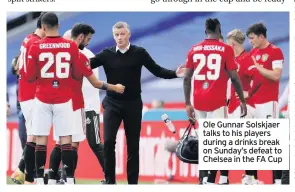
[101,180,106,184]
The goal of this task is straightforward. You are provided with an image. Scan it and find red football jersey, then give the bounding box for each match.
[186,39,237,111]
[18,33,41,102]
[228,51,259,113]
[71,52,93,111]
[250,44,284,104]
[26,36,80,104]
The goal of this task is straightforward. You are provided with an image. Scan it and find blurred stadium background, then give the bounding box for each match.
[7,12,289,184]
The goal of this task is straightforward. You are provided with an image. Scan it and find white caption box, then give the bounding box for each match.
[198,119,289,170]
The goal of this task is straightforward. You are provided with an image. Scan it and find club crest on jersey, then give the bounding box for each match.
[52,80,60,88]
[202,82,209,90]
[261,54,269,62]
[255,55,261,61]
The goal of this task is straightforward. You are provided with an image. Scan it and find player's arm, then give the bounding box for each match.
[226,47,246,104]
[244,65,262,98]
[11,53,20,75]
[228,70,246,104]
[183,49,195,119]
[248,77,261,98]
[141,48,179,79]
[86,74,125,93]
[74,52,125,93]
[26,44,38,82]
[184,68,193,106]
[89,49,105,69]
[253,59,282,81]
[251,49,284,82]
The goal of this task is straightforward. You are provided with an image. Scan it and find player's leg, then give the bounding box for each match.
[256,101,281,184]
[71,108,86,177]
[206,170,218,184]
[85,110,105,174]
[102,98,123,184]
[72,142,79,176]
[243,105,256,184]
[194,109,208,184]
[11,109,27,184]
[219,170,229,184]
[32,99,52,184]
[20,100,37,183]
[48,142,61,184]
[229,106,255,184]
[122,98,142,184]
[207,106,228,184]
[18,109,27,149]
[53,100,76,184]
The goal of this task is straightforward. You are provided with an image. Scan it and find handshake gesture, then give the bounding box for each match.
[107,83,125,94]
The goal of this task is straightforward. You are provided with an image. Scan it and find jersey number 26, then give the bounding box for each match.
[40,52,70,78]
[193,53,221,80]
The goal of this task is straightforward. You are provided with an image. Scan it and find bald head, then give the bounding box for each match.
[63,29,72,40]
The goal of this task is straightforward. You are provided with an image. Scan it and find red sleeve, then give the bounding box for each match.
[185,48,194,69]
[271,47,284,69]
[225,46,237,71]
[80,54,93,77]
[249,48,255,56]
[71,43,82,79]
[26,43,38,82]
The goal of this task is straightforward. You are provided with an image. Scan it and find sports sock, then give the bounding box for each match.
[35,145,47,184]
[24,142,36,182]
[253,170,258,180]
[72,146,78,175]
[207,170,217,184]
[61,144,74,184]
[18,151,25,173]
[49,144,61,180]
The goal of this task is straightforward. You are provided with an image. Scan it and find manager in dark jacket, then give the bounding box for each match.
[90,21,184,184]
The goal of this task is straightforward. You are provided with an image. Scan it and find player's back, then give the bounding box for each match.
[29,36,79,104]
[229,51,255,113]
[187,39,237,111]
[71,52,91,111]
[18,33,40,102]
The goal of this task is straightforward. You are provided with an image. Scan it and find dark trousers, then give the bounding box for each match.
[85,111,105,174]
[17,109,27,149]
[102,96,142,184]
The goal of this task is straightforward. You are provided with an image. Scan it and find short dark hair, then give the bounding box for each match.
[71,23,95,38]
[219,34,224,41]
[41,12,59,29]
[36,12,47,28]
[205,18,221,34]
[246,22,267,38]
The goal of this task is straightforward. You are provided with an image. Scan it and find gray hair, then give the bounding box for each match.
[112,21,130,33]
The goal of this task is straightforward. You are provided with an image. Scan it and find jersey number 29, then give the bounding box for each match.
[40,52,70,78]
[193,53,221,80]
